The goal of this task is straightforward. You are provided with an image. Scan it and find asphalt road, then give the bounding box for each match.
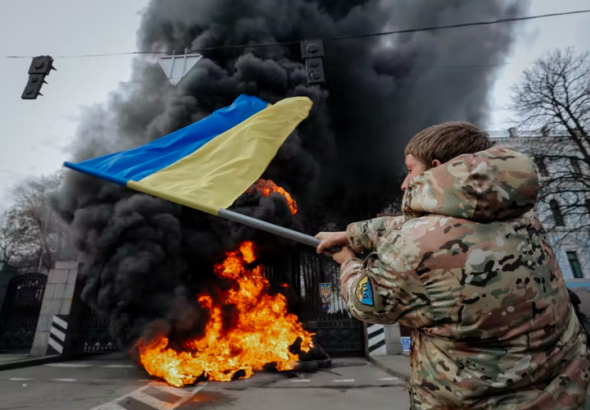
[0,354,410,410]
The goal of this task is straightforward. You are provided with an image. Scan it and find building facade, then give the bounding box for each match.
[492,135,590,280]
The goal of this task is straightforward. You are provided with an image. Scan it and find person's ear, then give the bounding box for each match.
[432,159,442,168]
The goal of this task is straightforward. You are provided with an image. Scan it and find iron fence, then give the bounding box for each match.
[0,273,47,352]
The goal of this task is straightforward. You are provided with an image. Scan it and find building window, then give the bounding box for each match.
[567,251,584,279]
[570,158,582,175]
[586,199,590,214]
[550,199,565,226]
[534,157,548,176]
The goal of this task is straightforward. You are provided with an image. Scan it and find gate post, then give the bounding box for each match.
[366,324,402,357]
[30,261,80,357]
[384,324,402,355]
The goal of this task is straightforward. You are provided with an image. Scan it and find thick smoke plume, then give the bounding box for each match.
[55,0,528,349]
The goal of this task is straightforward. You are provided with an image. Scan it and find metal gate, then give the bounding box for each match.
[69,297,119,355]
[0,273,47,352]
[299,249,364,356]
[81,310,119,354]
[265,248,365,357]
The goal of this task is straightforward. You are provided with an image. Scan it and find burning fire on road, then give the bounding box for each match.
[137,181,313,387]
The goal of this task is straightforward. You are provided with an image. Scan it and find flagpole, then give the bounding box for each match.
[217,209,321,248]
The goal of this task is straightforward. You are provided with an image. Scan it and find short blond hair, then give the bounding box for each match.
[405,122,493,167]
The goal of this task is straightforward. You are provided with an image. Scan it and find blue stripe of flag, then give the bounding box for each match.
[64,94,268,185]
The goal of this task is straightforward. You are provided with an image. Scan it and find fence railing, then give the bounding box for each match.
[0,273,47,352]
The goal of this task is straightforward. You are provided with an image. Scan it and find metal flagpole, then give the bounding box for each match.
[217,209,322,249]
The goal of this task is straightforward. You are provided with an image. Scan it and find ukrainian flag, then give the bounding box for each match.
[64,95,313,215]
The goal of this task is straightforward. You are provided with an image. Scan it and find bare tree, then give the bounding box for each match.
[0,210,30,265]
[510,48,590,241]
[8,172,74,272]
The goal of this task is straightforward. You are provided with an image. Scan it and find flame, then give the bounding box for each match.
[138,242,313,387]
[249,179,298,215]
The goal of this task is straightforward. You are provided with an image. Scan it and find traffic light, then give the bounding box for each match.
[300,40,325,85]
[21,56,55,100]
[305,58,325,84]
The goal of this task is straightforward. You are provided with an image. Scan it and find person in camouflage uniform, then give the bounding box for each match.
[316,123,590,409]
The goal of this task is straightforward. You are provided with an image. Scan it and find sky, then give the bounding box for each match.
[0,0,589,211]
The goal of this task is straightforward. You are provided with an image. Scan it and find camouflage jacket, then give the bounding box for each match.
[341,147,589,409]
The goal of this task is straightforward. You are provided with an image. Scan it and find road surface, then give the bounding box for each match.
[0,354,409,410]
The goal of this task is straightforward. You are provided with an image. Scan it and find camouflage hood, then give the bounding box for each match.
[403,146,539,221]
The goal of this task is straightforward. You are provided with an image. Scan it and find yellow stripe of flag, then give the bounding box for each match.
[128,96,313,215]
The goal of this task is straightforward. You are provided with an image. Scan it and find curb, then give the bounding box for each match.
[367,355,411,384]
[0,355,61,372]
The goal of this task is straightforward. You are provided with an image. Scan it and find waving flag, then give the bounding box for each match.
[64,95,313,216]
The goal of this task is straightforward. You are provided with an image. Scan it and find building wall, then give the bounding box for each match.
[492,136,590,279]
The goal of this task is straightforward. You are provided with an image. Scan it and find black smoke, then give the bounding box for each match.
[55,0,528,349]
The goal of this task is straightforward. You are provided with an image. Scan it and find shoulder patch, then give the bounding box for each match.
[356,276,374,306]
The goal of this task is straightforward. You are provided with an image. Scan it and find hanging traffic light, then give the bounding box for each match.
[305,58,325,84]
[301,39,324,59]
[21,56,55,100]
[300,40,325,85]
[22,74,47,99]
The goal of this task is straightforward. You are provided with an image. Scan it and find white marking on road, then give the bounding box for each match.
[89,385,154,410]
[379,377,400,381]
[154,384,193,398]
[290,379,311,382]
[168,383,208,410]
[129,391,169,410]
[102,364,134,368]
[333,379,355,383]
[88,381,208,410]
[52,378,77,382]
[90,402,127,410]
[10,378,32,381]
[46,363,90,368]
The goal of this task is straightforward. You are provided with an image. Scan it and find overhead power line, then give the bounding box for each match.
[320,9,590,43]
[2,9,590,60]
[116,60,536,85]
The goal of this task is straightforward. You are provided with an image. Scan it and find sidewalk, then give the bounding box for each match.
[0,353,60,371]
[368,353,411,382]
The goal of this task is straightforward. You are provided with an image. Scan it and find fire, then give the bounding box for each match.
[138,242,313,387]
[249,179,298,215]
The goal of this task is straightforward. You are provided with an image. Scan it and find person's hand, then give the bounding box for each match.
[332,246,357,265]
[315,231,348,254]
